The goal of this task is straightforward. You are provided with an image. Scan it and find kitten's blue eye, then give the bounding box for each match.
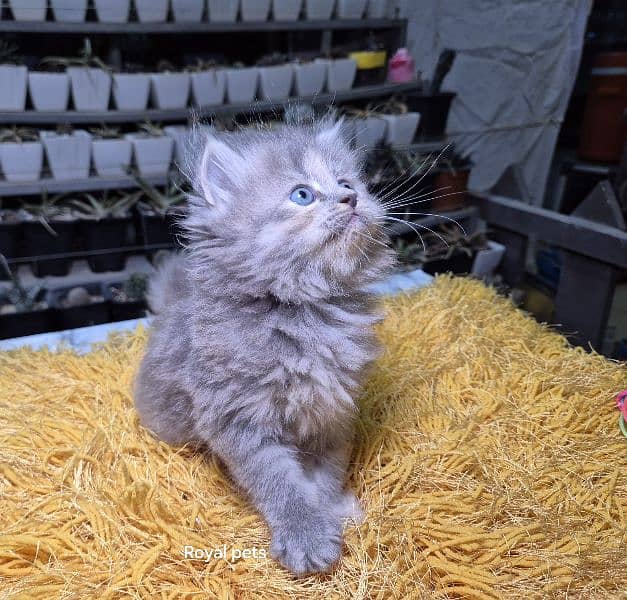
[289,186,315,206]
[339,180,353,190]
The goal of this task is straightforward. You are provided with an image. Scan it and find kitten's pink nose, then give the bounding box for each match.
[339,193,357,209]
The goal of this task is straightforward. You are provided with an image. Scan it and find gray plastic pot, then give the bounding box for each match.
[68,67,112,112]
[135,0,168,22]
[172,0,205,21]
[258,65,293,101]
[191,69,227,107]
[241,0,270,21]
[293,61,326,97]
[208,0,239,22]
[112,73,150,111]
[335,0,366,18]
[9,0,47,21]
[225,67,259,104]
[164,125,192,163]
[0,141,44,182]
[50,0,88,22]
[272,0,301,20]
[150,73,191,110]
[92,138,133,177]
[381,112,421,147]
[323,58,356,92]
[0,66,28,111]
[304,0,334,19]
[126,134,174,176]
[352,117,387,149]
[94,0,131,22]
[41,130,92,180]
[28,72,70,112]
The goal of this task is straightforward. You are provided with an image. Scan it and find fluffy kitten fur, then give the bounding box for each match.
[134,120,393,575]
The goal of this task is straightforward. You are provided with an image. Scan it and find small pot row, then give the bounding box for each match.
[0,282,148,341]
[349,112,421,148]
[0,58,358,112]
[4,0,387,24]
[0,205,182,277]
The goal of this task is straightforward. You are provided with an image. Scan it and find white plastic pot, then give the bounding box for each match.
[304,0,334,19]
[0,141,43,182]
[272,0,301,20]
[163,125,192,164]
[472,241,506,278]
[366,0,386,18]
[381,112,421,147]
[112,73,150,111]
[50,0,88,22]
[324,58,356,92]
[353,117,387,149]
[0,65,28,111]
[190,69,227,107]
[225,67,259,104]
[135,0,168,22]
[28,72,70,112]
[258,64,293,101]
[208,0,239,22]
[241,0,270,21]
[336,0,365,18]
[9,0,47,21]
[92,138,132,177]
[172,0,205,21]
[67,67,112,112]
[126,134,174,176]
[150,72,191,110]
[293,61,326,96]
[41,130,92,180]
[94,0,131,22]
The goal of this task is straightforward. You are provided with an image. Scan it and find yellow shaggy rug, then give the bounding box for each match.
[0,276,625,600]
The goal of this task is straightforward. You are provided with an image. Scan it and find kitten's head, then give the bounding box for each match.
[183,120,393,302]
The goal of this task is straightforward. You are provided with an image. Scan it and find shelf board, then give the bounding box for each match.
[0,18,406,34]
[0,82,419,124]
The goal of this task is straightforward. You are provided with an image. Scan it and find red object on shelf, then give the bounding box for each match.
[388,48,415,83]
[579,52,627,163]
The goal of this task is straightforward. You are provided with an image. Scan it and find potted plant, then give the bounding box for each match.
[90,125,132,177]
[336,0,366,18]
[293,59,327,97]
[134,173,186,252]
[189,60,226,107]
[0,258,52,340]
[304,0,334,19]
[257,53,293,101]
[0,42,28,112]
[172,0,205,22]
[94,0,131,23]
[0,207,24,275]
[40,126,92,180]
[225,63,259,104]
[318,56,356,92]
[28,60,71,112]
[432,156,472,212]
[105,272,149,321]
[241,0,270,20]
[163,125,192,164]
[22,193,78,277]
[112,63,151,111]
[0,127,43,182]
[208,0,239,22]
[49,284,110,330]
[421,227,489,276]
[8,0,47,21]
[382,112,421,147]
[135,0,168,22]
[272,0,301,20]
[351,115,387,149]
[50,0,88,22]
[126,122,174,176]
[43,39,112,112]
[150,61,191,110]
[70,191,140,272]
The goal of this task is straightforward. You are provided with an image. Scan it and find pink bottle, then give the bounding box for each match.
[388,48,415,83]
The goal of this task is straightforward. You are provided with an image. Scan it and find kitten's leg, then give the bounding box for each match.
[210,428,344,576]
[303,442,364,525]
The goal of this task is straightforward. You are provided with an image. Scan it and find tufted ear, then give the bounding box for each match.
[315,117,346,148]
[197,134,246,206]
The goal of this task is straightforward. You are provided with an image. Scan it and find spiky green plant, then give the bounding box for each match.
[0,256,43,313]
[70,191,141,220]
[134,173,186,215]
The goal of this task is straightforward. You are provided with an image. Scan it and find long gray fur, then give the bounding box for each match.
[134,120,394,575]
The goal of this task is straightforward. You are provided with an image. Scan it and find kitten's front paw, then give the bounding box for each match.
[270,514,343,576]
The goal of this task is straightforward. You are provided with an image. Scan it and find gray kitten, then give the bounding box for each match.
[134,120,393,575]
